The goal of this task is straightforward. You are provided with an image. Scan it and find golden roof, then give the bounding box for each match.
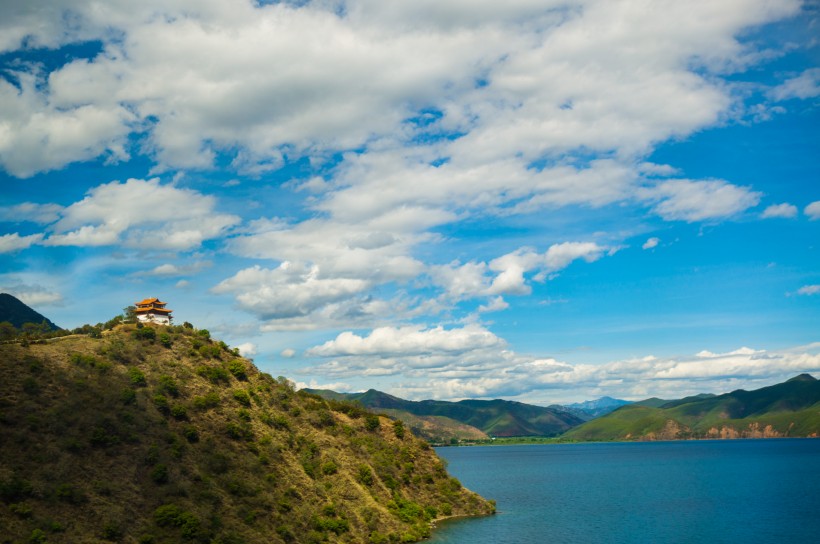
[135,307,172,314]
[136,297,167,306]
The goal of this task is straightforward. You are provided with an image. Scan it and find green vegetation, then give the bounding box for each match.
[306,388,584,440]
[0,323,494,542]
[562,374,820,442]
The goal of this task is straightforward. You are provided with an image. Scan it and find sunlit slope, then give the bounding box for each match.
[563,374,820,441]
[0,325,493,543]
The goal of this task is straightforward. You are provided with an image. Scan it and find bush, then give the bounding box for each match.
[197,365,230,384]
[150,464,169,484]
[153,395,170,415]
[183,426,199,443]
[159,333,172,348]
[357,465,374,486]
[129,368,147,386]
[365,415,381,431]
[226,360,248,380]
[232,389,251,407]
[171,405,188,420]
[132,327,156,342]
[153,504,202,539]
[193,392,220,410]
[393,420,406,439]
[157,375,180,397]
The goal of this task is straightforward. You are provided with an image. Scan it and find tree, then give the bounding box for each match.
[0,321,16,341]
[122,306,136,323]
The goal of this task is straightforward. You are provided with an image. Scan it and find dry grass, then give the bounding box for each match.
[0,325,493,543]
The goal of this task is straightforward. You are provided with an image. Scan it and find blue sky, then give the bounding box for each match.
[1,0,818,403]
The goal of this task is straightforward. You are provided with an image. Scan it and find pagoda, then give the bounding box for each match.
[134,297,173,325]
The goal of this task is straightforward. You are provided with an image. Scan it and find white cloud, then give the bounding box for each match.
[805,201,820,221]
[147,261,212,277]
[769,68,820,101]
[307,324,505,358]
[644,178,761,222]
[0,282,63,307]
[797,285,820,296]
[236,342,257,357]
[0,233,43,253]
[45,178,239,250]
[478,296,509,313]
[761,203,798,219]
[213,262,372,322]
[0,203,63,224]
[281,348,296,358]
[642,237,660,250]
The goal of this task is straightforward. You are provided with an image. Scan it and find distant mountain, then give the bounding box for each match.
[0,293,60,330]
[305,388,585,438]
[561,396,631,419]
[562,374,820,441]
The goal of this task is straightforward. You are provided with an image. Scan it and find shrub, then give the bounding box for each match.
[171,405,188,420]
[153,504,202,539]
[132,327,156,342]
[183,426,199,443]
[197,329,211,340]
[153,395,170,415]
[197,365,230,384]
[365,415,381,432]
[321,460,338,475]
[159,333,172,348]
[357,465,374,486]
[232,389,251,407]
[226,360,248,380]
[129,368,147,386]
[121,388,137,404]
[157,375,180,397]
[150,464,169,484]
[192,392,220,410]
[393,420,406,439]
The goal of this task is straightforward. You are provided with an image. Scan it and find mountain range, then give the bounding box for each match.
[563,374,820,441]
[304,389,586,442]
[309,376,820,442]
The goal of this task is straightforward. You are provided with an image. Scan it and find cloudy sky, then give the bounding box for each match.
[1,0,819,403]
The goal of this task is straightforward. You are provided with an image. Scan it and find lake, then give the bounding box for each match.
[431,439,820,543]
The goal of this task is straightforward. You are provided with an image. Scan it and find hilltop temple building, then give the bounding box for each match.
[134,297,173,325]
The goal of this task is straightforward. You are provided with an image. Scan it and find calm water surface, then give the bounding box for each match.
[431,440,820,544]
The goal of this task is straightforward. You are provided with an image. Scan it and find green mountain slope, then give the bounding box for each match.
[306,389,584,438]
[563,374,820,441]
[0,324,493,543]
[0,293,60,331]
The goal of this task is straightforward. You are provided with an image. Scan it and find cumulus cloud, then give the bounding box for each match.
[0,282,63,307]
[642,237,660,250]
[45,178,239,250]
[797,285,820,296]
[805,201,820,221]
[761,203,798,219]
[0,233,43,253]
[304,329,820,401]
[308,324,505,358]
[643,179,761,222]
[236,342,257,357]
[0,203,63,224]
[213,262,373,324]
[769,68,820,101]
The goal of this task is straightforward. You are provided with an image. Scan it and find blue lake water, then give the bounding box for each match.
[431,440,820,543]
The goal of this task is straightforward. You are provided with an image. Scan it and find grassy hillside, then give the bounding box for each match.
[0,324,493,543]
[307,390,583,438]
[563,374,820,442]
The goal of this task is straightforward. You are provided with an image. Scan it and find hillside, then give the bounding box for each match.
[306,389,584,438]
[0,324,494,543]
[0,293,60,331]
[563,374,820,442]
